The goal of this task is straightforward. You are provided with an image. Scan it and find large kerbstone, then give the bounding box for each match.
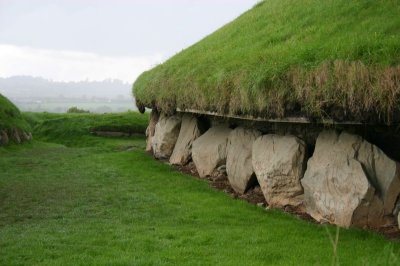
[357,142,400,215]
[192,125,232,178]
[145,110,160,152]
[252,135,306,208]
[20,131,31,142]
[398,213,400,230]
[302,131,400,228]
[152,113,181,159]
[0,130,8,145]
[226,127,261,194]
[170,114,203,165]
[11,128,21,144]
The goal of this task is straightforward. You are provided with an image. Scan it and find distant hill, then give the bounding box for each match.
[0,76,132,99]
[0,76,138,113]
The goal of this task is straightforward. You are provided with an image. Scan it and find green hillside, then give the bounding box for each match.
[133,0,400,124]
[0,93,30,131]
[24,112,148,147]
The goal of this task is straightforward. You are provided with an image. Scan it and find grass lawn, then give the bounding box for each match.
[18,101,137,114]
[22,112,149,147]
[1,132,400,265]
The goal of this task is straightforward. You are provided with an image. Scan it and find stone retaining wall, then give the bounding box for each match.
[0,128,32,146]
[146,110,400,230]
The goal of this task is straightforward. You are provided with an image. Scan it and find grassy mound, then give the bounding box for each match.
[0,93,30,132]
[24,112,149,147]
[133,0,400,124]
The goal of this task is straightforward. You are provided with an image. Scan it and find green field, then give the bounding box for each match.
[22,112,149,147]
[18,101,137,114]
[133,0,400,123]
[0,112,400,265]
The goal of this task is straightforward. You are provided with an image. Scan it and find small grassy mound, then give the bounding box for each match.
[0,93,30,132]
[24,112,149,147]
[133,0,400,124]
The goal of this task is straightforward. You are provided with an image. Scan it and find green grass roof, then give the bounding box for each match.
[133,0,400,124]
[0,93,30,131]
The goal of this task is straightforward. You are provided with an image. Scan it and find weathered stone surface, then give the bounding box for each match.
[252,134,306,208]
[11,128,21,144]
[302,131,400,228]
[398,212,400,230]
[226,127,261,194]
[146,110,160,152]
[21,131,28,141]
[20,131,30,142]
[0,130,31,145]
[170,114,203,165]
[393,198,400,218]
[152,113,181,159]
[357,142,400,215]
[0,130,9,145]
[192,125,232,178]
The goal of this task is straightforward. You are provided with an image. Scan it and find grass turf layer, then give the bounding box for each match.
[0,93,30,132]
[133,0,400,124]
[23,111,149,147]
[0,133,400,264]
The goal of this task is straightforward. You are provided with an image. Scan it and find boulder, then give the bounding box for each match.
[146,110,160,152]
[11,128,21,144]
[0,130,8,145]
[192,125,232,178]
[398,213,400,230]
[170,114,204,165]
[252,134,306,208]
[226,127,261,193]
[20,131,30,142]
[357,142,400,215]
[3,129,32,144]
[302,131,400,228]
[393,198,400,218]
[152,113,181,159]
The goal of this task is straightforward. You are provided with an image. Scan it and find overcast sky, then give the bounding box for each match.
[0,0,259,83]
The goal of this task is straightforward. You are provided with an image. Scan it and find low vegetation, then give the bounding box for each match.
[0,113,399,264]
[23,112,149,147]
[133,0,400,124]
[67,106,90,113]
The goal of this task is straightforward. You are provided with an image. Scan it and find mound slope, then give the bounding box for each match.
[0,93,31,145]
[133,0,400,124]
